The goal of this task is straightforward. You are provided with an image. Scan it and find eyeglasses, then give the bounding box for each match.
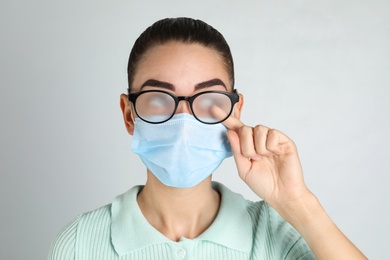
[128,89,239,124]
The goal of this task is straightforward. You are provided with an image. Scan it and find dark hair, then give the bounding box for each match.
[127,17,234,93]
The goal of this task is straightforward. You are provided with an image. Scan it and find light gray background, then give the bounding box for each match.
[1,0,389,259]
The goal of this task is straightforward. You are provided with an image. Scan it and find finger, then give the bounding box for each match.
[253,125,273,156]
[227,129,251,175]
[266,129,294,155]
[210,105,244,131]
[239,126,259,159]
[222,115,245,132]
[222,115,245,133]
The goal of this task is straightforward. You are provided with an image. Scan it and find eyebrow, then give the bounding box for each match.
[140,79,174,90]
[140,78,227,91]
[195,79,227,90]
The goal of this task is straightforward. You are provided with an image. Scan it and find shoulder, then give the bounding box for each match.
[48,204,111,260]
[246,201,315,259]
[48,186,143,259]
[48,214,81,260]
[77,203,112,231]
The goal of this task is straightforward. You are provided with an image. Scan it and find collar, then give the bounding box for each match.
[111,182,253,256]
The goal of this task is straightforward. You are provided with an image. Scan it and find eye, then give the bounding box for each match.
[198,96,214,108]
[149,96,168,107]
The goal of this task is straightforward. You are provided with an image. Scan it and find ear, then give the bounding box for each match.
[233,93,244,119]
[120,94,135,135]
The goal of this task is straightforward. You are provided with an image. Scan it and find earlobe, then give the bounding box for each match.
[233,93,244,119]
[120,94,135,135]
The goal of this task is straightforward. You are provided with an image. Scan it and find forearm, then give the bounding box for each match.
[273,191,367,260]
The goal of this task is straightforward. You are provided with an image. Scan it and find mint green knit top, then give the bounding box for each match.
[48,182,314,260]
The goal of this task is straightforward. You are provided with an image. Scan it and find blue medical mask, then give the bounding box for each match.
[132,113,232,188]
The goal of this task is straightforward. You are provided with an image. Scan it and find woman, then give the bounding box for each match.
[49,17,366,259]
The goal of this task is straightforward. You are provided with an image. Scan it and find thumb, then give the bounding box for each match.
[227,129,251,176]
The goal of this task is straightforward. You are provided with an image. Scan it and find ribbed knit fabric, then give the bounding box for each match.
[48,182,315,260]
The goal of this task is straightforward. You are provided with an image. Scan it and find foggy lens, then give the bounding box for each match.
[193,93,231,123]
[136,92,175,122]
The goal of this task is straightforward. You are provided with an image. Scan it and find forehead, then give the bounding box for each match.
[132,42,231,92]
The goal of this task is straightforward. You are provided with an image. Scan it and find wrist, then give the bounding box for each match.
[271,191,367,259]
[270,190,324,232]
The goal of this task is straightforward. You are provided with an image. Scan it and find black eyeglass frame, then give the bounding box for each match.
[127,89,239,124]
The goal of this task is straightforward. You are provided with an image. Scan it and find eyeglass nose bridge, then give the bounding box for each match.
[175,96,193,114]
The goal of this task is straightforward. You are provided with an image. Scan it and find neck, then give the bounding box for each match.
[137,171,220,241]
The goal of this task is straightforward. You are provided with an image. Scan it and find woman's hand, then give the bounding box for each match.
[222,116,310,209]
[222,116,367,259]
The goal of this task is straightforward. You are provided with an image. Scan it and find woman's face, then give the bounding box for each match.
[121,41,242,134]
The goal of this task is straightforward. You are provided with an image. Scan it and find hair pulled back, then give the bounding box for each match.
[127,17,234,93]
